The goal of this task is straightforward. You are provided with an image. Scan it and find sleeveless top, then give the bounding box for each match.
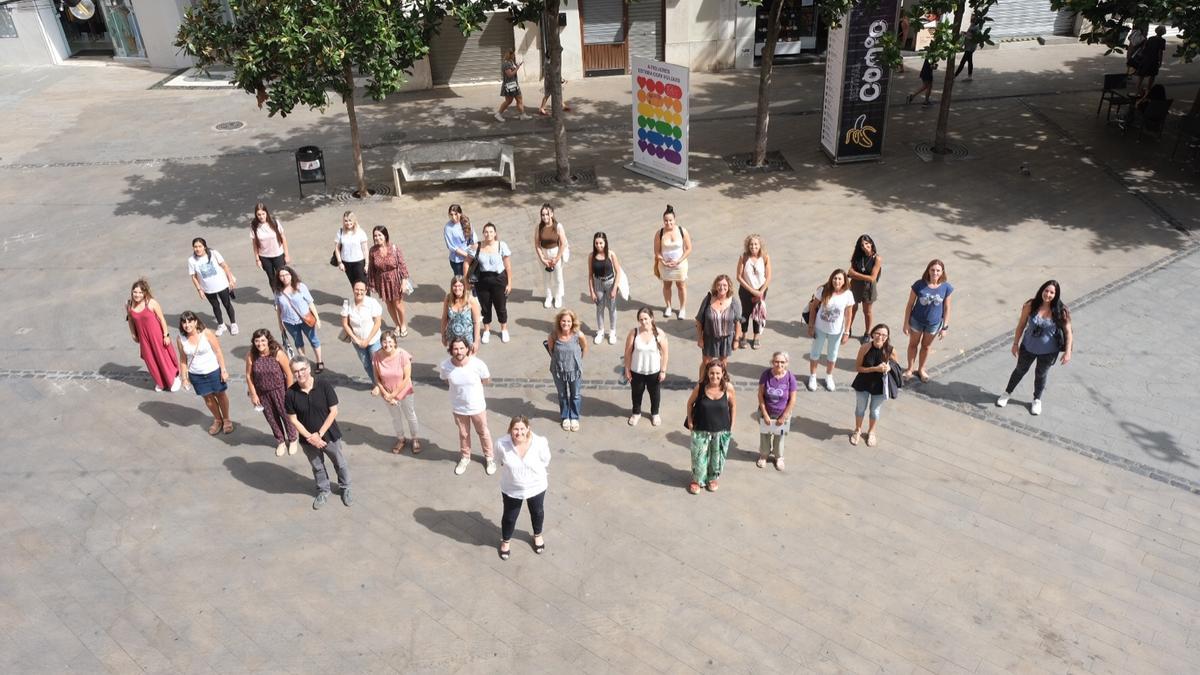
[741,256,766,290]
[851,345,888,395]
[852,254,878,280]
[591,255,614,279]
[251,352,287,392]
[630,331,662,375]
[550,334,583,381]
[660,230,684,262]
[692,388,731,432]
[1021,313,1061,355]
[445,303,473,342]
[182,333,219,374]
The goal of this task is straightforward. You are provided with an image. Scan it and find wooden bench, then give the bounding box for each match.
[392,141,516,195]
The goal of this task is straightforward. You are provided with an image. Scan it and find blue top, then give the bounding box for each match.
[550,334,583,381]
[472,241,511,273]
[444,221,474,264]
[276,283,315,325]
[1021,314,1061,355]
[910,280,953,326]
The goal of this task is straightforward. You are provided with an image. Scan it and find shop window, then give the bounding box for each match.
[0,8,18,39]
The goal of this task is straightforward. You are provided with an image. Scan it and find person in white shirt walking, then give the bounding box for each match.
[496,415,550,560]
[188,237,238,336]
[439,337,496,476]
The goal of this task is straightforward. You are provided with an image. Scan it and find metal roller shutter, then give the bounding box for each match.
[582,0,625,44]
[628,0,663,61]
[429,13,515,86]
[1052,10,1078,36]
[986,0,1059,38]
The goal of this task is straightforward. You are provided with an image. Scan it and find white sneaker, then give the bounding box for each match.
[229,323,239,335]
[806,375,818,392]
[287,439,299,455]
[569,419,580,432]
[154,385,163,392]
[485,459,498,475]
[561,419,571,431]
[544,296,553,308]
[676,308,685,320]
[518,113,531,120]
[594,331,604,345]
[454,456,470,475]
[170,375,182,392]
[275,442,286,457]
[553,296,563,308]
[628,414,640,426]
[493,112,505,122]
[481,330,491,344]
[996,394,1009,408]
[501,329,510,343]
[663,307,672,318]
[824,375,836,392]
[1031,399,1042,415]
[651,414,662,427]
[214,323,227,336]
[607,331,617,345]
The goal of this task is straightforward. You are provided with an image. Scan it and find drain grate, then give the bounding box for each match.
[533,166,597,190]
[330,184,394,202]
[214,120,245,131]
[724,151,793,174]
[914,142,970,162]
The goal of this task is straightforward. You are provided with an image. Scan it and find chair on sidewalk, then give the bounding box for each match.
[1097,73,1133,121]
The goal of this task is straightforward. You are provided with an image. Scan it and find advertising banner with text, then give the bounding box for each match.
[629,56,690,187]
[820,0,900,163]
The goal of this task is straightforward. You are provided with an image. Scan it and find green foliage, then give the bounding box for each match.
[905,0,997,66]
[1050,0,1198,62]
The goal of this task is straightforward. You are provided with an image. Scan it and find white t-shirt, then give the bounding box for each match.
[341,297,383,344]
[188,250,229,294]
[439,356,491,415]
[813,287,856,335]
[336,227,369,263]
[251,221,285,258]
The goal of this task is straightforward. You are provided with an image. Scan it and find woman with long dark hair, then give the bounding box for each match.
[849,323,897,447]
[188,237,238,336]
[125,278,181,392]
[245,328,297,457]
[902,259,954,382]
[249,202,290,292]
[176,311,232,436]
[587,231,623,344]
[623,307,669,427]
[654,204,692,318]
[997,280,1073,415]
[806,268,855,392]
[274,266,324,373]
[685,361,736,494]
[496,415,550,560]
[440,275,482,354]
[534,203,568,309]
[443,204,473,276]
[846,234,882,341]
[367,225,410,337]
[465,222,513,344]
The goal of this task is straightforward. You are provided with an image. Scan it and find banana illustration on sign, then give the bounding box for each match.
[844,114,877,149]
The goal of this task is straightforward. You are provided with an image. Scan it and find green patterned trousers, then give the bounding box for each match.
[690,430,731,486]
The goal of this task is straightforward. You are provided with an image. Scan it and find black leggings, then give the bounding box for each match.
[501,490,545,541]
[342,260,367,287]
[1005,346,1057,399]
[630,371,661,415]
[738,285,764,334]
[205,289,236,325]
[955,51,974,77]
[260,254,286,293]
[475,271,508,325]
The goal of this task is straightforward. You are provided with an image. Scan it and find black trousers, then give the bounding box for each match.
[343,260,368,287]
[630,371,662,415]
[501,490,545,541]
[205,288,236,325]
[475,271,508,324]
[955,51,974,77]
[260,254,286,293]
[738,285,763,334]
[1005,346,1057,399]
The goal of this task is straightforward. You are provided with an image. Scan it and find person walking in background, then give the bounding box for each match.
[850,324,897,447]
[735,234,771,350]
[908,56,935,105]
[587,231,623,345]
[285,356,352,510]
[188,237,238,336]
[126,278,181,393]
[443,204,473,276]
[373,330,420,454]
[846,234,882,341]
[176,311,232,436]
[245,329,297,457]
[897,14,910,72]
[494,49,531,121]
[997,280,1073,416]
[1136,25,1168,96]
[757,351,797,471]
[332,211,369,288]
[496,415,550,560]
[341,281,383,383]
[249,202,289,293]
[806,269,856,392]
[534,203,569,309]
[902,259,953,382]
[546,309,588,432]
[695,274,742,376]
[439,337,496,476]
[624,307,669,427]
[1126,24,1146,76]
[367,225,410,337]
[685,361,736,494]
[274,266,325,373]
[654,204,692,319]
[464,222,513,344]
[954,16,982,81]
[440,275,482,354]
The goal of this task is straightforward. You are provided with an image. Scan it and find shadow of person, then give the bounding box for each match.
[231,284,272,305]
[515,317,554,335]
[407,283,445,304]
[726,360,765,381]
[408,314,442,338]
[98,361,154,390]
[412,507,498,548]
[790,415,844,441]
[223,456,313,495]
[911,379,997,408]
[666,429,756,462]
[309,288,346,307]
[138,400,275,446]
[594,449,691,486]
[339,420,458,463]
[487,396,550,424]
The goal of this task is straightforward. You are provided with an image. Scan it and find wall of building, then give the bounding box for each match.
[0,6,63,66]
[666,0,737,72]
[134,1,193,69]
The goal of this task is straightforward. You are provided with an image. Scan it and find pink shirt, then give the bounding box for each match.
[373,348,413,398]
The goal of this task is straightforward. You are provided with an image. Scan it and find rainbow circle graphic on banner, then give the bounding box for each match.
[635,75,684,165]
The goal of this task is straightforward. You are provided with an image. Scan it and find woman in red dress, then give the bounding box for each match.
[125,278,181,392]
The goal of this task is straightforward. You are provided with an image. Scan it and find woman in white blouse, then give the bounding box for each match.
[333,210,370,288]
[496,415,550,560]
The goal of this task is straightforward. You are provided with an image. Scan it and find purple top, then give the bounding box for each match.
[759,369,798,418]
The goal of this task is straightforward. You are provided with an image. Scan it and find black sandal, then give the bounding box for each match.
[498,542,511,560]
[314,362,325,374]
[533,537,545,554]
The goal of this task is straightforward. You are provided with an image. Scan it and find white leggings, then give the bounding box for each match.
[539,246,564,300]
[387,396,419,438]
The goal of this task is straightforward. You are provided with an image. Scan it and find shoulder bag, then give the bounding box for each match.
[282,289,317,328]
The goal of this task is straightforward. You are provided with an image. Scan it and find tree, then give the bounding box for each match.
[176,0,490,198]
[503,0,573,182]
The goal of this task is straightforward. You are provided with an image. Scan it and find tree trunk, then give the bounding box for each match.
[932,1,968,153]
[753,0,785,166]
[543,0,571,182]
[343,61,369,198]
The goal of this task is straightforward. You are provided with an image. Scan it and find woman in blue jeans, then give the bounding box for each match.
[545,308,588,432]
[341,281,383,384]
[997,280,1073,416]
[850,324,896,447]
[274,266,325,373]
[902,259,954,382]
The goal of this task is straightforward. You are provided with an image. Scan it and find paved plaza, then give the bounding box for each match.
[2,42,1200,672]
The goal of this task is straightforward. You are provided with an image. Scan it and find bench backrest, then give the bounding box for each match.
[1102,73,1127,92]
[399,142,504,165]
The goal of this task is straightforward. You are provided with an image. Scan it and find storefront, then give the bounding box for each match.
[752,0,826,64]
[0,0,190,68]
[428,12,516,86]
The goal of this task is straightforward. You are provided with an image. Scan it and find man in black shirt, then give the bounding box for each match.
[1136,26,1168,95]
[285,356,352,509]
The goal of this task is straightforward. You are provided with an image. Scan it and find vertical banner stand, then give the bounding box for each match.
[626,57,696,189]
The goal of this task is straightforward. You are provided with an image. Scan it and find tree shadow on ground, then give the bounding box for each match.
[593,449,690,487]
[1119,421,1198,469]
[223,456,312,495]
[412,507,497,548]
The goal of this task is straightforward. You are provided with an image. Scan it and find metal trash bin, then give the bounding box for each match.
[295,146,327,197]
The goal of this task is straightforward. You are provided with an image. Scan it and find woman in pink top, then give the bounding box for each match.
[373,330,420,454]
[125,278,181,392]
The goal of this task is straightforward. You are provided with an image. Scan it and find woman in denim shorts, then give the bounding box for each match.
[901,259,953,382]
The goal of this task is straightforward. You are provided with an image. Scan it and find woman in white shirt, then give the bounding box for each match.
[496,415,550,560]
[623,307,669,427]
[806,269,856,392]
[188,237,238,336]
[341,281,383,382]
[333,210,370,288]
[735,234,771,349]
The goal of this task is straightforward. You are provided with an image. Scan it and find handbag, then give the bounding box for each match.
[467,243,481,285]
[281,289,317,328]
[329,251,339,267]
[503,79,519,95]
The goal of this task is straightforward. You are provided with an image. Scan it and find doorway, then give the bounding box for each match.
[55,0,145,60]
[580,0,626,76]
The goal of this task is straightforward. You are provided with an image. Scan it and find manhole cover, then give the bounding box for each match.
[914,142,970,162]
[214,121,245,131]
[725,151,792,174]
[533,166,597,190]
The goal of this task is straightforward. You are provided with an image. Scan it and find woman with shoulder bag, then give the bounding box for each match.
[332,211,369,288]
[367,225,410,337]
[533,203,569,308]
[654,204,692,318]
[274,266,325,373]
[849,323,897,447]
[176,311,233,436]
[694,274,742,377]
[623,307,669,427]
[465,222,513,344]
[494,50,530,121]
[685,361,736,494]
